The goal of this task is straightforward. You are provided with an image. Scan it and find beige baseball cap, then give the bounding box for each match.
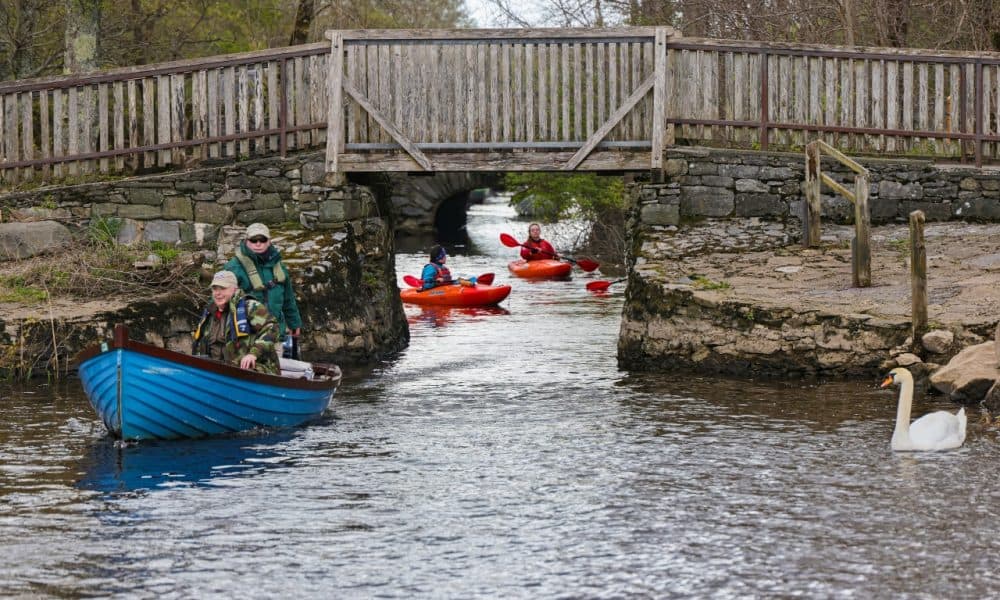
[210,270,238,289]
[245,223,270,240]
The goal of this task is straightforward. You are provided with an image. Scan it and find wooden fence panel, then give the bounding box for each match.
[67,87,79,175]
[21,91,34,180]
[6,93,20,181]
[607,43,619,141]
[525,44,535,142]
[98,83,109,172]
[53,90,65,177]
[872,60,884,152]
[39,90,50,178]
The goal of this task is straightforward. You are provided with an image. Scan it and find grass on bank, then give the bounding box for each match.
[0,216,203,306]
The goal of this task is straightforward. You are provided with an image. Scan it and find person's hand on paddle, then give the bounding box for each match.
[240,353,257,370]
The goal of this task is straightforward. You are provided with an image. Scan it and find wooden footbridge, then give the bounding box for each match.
[4,27,1000,186]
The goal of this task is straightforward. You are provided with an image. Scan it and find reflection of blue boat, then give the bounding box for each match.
[77,325,341,441]
[77,431,299,493]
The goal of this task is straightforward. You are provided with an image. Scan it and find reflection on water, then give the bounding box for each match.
[3,197,1000,597]
[407,305,511,329]
[76,431,300,494]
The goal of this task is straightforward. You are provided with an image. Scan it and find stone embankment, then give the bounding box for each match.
[0,153,408,373]
[621,147,1000,397]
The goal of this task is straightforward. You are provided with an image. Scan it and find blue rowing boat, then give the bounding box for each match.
[77,325,341,441]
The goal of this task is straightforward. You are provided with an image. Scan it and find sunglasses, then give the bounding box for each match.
[248,237,269,243]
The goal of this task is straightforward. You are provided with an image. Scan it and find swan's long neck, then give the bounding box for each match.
[893,374,914,446]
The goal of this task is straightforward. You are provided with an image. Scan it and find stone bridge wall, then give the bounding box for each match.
[0,152,408,371]
[635,146,1000,234]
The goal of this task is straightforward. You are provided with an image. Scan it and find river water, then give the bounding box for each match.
[2,198,1000,598]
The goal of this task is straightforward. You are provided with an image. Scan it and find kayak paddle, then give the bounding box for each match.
[499,233,600,272]
[402,273,495,288]
[586,278,626,292]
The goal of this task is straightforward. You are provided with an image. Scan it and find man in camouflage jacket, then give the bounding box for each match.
[192,270,280,374]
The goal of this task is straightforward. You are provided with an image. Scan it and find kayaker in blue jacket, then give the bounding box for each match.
[224,223,303,347]
[421,245,453,290]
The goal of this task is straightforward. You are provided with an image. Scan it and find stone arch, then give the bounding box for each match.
[386,172,501,239]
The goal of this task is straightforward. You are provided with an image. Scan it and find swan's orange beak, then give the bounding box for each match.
[879,375,894,389]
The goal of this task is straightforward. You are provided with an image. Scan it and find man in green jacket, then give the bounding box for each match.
[224,223,303,350]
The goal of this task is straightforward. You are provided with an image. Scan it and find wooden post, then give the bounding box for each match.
[325,31,345,185]
[909,210,928,343]
[803,141,822,247]
[852,173,871,287]
[650,27,667,182]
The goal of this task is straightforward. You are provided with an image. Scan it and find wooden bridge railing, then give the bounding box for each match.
[325,28,666,175]
[0,43,331,186]
[9,29,1000,185]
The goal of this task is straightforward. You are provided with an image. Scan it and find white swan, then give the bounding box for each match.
[880,367,967,451]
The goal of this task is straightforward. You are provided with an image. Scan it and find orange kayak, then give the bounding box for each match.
[400,283,512,307]
[507,259,572,279]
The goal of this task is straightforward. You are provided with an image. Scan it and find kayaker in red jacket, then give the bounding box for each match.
[520,223,557,261]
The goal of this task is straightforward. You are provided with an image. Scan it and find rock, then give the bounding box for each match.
[985,380,1000,413]
[996,321,1000,363]
[895,352,923,366]
[0,221,72,260]
[921,329,954,354]
[929,341,999,403]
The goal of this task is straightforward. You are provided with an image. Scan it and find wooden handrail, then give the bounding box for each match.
[804,140,871,287]
[0,43,328,94]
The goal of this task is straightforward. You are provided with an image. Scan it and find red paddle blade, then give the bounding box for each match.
[576,258,600,272]
[477,272,495,285]
[586,280,613,291]
[402,275,422,288]
[499,233,521,248]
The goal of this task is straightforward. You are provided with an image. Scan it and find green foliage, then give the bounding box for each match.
[690,274,731,291]
[150,241,180,262]
[0,0,470,81]
[503,172,624,222]
[87,216,122,247]
[888,237,909,254]
[0,276,47,303]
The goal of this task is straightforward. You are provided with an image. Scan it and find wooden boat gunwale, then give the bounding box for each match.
[76,325,340,392]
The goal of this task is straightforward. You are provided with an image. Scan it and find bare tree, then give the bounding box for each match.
[290,0,315,45]
[0,0,64,79]
[64,0,100,73]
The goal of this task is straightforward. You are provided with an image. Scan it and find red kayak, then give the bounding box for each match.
[400,283,512,307]
[507,259,572,279]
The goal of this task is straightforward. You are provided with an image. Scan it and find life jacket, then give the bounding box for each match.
[192,296,252,344]
[234,247,286,292]
[522,238,554,261]
[431,262,452,284]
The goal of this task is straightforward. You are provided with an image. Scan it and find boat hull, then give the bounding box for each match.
[400,283,511,307]
[77,329,340,441]
[507,259,572,279]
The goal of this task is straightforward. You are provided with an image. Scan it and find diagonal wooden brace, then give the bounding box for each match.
[563,75,654,171]
[342,78,434,171]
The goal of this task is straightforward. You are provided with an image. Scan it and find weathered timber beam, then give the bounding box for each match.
[338,150,648,172]
[564,75,654,170]
[326,27,667,42]
[651,27,669,174]
[820,172,856,203]
[326,32,344,181]
[341,79,434,171]
[814,139,869,175]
